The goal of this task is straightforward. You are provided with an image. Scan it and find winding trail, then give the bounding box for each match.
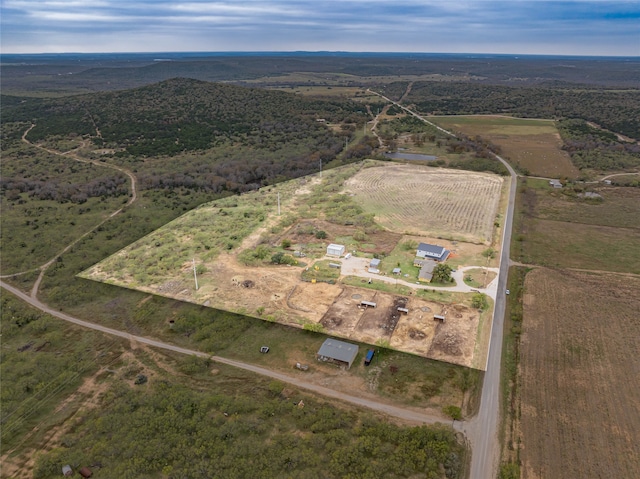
[2,126,139,299]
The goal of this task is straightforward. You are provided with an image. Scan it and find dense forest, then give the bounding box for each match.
[381,81,640,140]
[557,119,640,171]
[3,54,639,95]
[2,79,372,195]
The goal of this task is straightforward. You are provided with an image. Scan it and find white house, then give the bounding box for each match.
[326,244,345,257]
[416,243,450,262]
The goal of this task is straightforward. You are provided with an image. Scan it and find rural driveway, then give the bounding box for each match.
[0,280,452,429]
[339,256,500,299]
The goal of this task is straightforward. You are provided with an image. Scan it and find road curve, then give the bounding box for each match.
[0,280,451,428]
[367,91,519,479]
[19,125,138,299]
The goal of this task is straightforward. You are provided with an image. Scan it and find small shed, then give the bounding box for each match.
[397,307,409,314]
[392,267,401,275]
[79,467,93,478]
[317,338,359,369]
[327,244,345,257]
[62,465,73,477]
[549,179,563,188]
[328,262,341,268]
[361,300,377,308]
[370,258,381,268]
[434,314,446,322]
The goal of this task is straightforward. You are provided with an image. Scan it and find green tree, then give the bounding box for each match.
[432,263,453,283]
[471,293,489,310]
[281,238,291,249]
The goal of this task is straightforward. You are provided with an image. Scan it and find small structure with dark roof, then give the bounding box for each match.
[416,243,450,262]
[317,338,359,369]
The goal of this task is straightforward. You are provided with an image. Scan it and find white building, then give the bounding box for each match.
[326,244,345,257]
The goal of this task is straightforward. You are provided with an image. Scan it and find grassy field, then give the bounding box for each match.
[0,295,129,477]
[513,179,640,274]
[431,115,579,178]
[1,293,468,479]
[80,162,503,369]
[345,163,504,244]
[520,219,640,273]
[518,268,640,479]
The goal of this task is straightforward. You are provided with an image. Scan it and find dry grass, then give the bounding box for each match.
[81,163,504,369]
[344,164,503,244]
[519,268,640,479]
[432,115,579,178]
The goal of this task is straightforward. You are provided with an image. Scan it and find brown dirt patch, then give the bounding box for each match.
[344,164,503,244]
[519,268,640,479]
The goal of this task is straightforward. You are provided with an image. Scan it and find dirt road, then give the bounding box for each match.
[0,280,453,428]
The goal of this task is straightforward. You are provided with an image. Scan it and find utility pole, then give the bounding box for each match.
[192,258,199,291]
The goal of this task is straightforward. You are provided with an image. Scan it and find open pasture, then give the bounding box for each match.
[82,162,503,369]
[534,185,640,229]
[344,164,503,244]
[431,115,579,178]
[519,268,640,479]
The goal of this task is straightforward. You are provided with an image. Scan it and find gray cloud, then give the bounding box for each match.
[1,0,638,55]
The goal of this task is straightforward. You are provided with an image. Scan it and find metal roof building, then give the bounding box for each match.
[327,244,345,257]
[317,338,359,369]
[416,243,450,262]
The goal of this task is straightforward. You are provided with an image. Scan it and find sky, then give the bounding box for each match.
[1,0,639,56]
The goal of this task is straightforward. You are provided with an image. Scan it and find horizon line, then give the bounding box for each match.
[2,50,639,59]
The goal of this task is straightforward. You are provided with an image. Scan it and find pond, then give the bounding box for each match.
[384,152,438,161]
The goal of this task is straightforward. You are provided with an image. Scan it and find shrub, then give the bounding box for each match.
[443,405,462,420]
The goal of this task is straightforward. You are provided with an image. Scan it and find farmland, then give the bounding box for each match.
[513,179,640,274]
[81,161,506,369]
[431,115,579,178]
[518,268,640,479]
[344,164,503,244]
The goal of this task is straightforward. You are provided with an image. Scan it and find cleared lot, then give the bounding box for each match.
[519,267,640,479]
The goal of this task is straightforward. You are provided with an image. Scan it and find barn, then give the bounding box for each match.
[317,338,359,369]
[416,243,450,262]
[326,244,345,257]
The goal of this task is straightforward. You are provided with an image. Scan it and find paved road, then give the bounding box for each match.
[465,153,517,478]
[367,90,519,478]
[0,280,452,428]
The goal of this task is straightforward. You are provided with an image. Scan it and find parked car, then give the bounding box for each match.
[505,289,510,295]
[260,346,270,353]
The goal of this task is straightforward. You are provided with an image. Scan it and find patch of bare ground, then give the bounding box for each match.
[519,268,640,479]
[0,367,113,479]
[344,164,503,244]
[0,343,184,479]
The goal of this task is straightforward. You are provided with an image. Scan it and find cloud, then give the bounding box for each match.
[1,1,638,55]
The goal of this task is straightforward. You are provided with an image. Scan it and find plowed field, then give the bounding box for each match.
[344,164,503,244]
[520,268,640,479]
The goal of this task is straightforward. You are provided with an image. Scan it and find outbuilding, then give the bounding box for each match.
[326,244,345,257]
[417,260,437,282]
[317,338,359,369]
